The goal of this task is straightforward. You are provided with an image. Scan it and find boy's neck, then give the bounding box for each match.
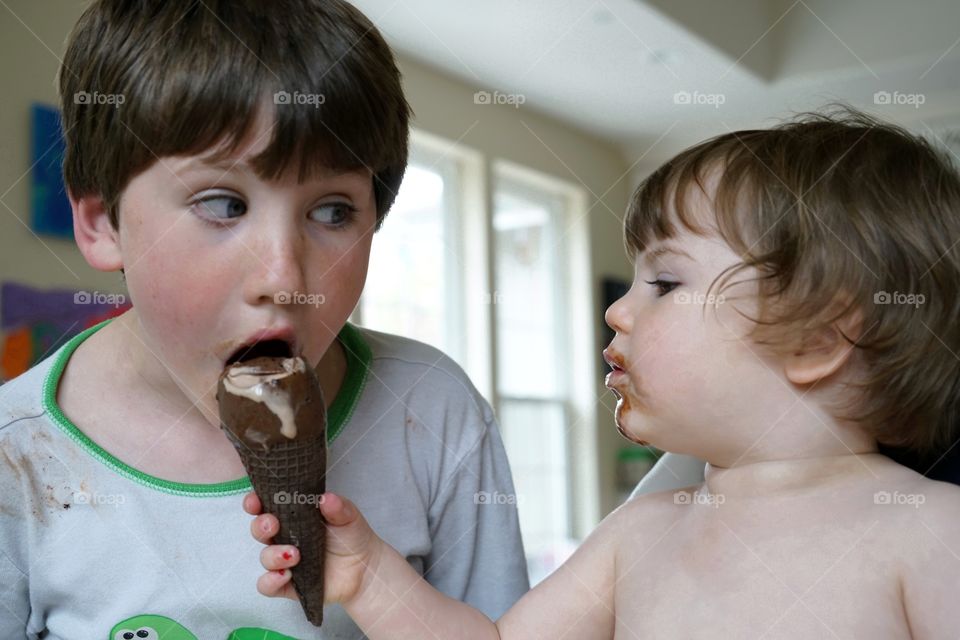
[702,450,889,499]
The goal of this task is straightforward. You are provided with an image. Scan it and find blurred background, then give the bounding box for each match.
[2,0,959,585]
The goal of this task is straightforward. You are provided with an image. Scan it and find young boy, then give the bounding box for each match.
[251,109,960,638]
[0,1,528,638]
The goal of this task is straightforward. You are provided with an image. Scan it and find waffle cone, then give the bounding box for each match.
[217,356,328,627]
[225,428,327,626]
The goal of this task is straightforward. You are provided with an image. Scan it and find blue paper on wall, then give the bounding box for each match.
[30,103,73,238]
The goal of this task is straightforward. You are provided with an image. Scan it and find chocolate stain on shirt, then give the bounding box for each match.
[405,415,424,434]
[19,455,49,526]
[0,446,22,483]
[2,419,77,514]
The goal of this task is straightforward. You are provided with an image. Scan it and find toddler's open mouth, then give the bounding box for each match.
[603,349,629,398]
[603,348,627,373]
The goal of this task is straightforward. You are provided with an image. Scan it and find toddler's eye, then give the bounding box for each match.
[196,195,247,220]
[310,202,357,226]
[643,279,679,297]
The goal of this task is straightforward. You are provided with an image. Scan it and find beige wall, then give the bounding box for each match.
[0,1,634,528]
[0,1,123,294]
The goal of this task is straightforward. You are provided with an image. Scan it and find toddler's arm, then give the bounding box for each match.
[246,492,618,639]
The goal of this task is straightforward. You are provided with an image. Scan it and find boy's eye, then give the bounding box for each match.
[196,195,247,220]
[310,202,357,226]
[643,279,679,297]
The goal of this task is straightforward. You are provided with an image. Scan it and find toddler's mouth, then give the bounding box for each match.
[603,348,627,373]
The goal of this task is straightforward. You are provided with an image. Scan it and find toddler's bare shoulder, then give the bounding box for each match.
[864,472,960,570]
[613,484,698,528]
[909,476,960,522]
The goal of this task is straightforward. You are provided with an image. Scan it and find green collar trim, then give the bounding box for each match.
[42,319,371,497]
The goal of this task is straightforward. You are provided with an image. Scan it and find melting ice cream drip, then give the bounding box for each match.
[221,357,306,439]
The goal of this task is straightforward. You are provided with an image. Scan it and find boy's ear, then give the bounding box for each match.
[783,303,864,386]
[71,192,123,272]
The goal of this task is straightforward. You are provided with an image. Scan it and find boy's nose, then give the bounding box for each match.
[604,294,632,333]
[244,229,308,306]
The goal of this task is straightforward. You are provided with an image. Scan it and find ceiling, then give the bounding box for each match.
[349,0,960,170]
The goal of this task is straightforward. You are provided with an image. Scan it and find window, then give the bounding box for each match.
[492,167,589,584]
[356,140,466,367]
[357,132,595,585]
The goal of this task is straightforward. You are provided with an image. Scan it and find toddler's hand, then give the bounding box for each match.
[244,491,383,606]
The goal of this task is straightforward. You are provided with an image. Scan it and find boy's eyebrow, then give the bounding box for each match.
[641,244,696,265]
[174,156,371,181]
[171,156,251,175]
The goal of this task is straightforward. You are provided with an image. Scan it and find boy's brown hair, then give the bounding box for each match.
[626,107,960,457]
[59,0,411,230]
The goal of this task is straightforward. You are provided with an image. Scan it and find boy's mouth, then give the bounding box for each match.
[225,337,297,366]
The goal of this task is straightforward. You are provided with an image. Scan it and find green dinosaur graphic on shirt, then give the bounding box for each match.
[109,614,299,640]
[109,615,198,640]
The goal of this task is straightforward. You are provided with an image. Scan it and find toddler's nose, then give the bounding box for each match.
[604,294,632,334]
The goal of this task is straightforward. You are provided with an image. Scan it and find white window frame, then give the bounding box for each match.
[491,159,599,541]
[356,129,600,538]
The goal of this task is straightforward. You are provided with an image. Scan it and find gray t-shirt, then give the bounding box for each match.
[0,321,529,639]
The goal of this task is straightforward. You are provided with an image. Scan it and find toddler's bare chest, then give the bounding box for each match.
[613,507,910,639]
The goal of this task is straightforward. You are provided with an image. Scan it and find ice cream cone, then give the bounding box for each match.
[217,356,327,626]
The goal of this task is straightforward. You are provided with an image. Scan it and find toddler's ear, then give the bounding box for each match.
[783,303,863,386]
[71,192,123,272]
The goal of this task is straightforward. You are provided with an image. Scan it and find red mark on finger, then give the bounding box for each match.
[282,551,292,560]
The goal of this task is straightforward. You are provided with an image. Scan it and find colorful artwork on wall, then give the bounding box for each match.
[0,281,130,381]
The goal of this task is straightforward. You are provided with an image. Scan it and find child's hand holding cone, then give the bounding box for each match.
[245,491,384,607]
